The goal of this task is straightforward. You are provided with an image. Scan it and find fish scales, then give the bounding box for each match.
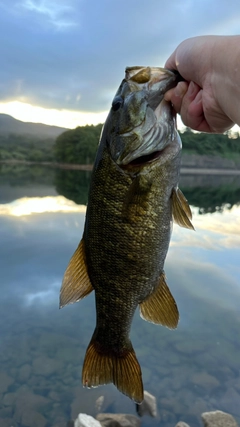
[60,66,194,403]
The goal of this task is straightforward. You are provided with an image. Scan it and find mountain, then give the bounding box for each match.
[0,114,68,139]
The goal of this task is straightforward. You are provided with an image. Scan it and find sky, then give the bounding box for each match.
[0,0,240,129]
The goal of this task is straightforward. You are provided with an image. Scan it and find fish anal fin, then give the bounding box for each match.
[172,187,194,230]
[82,338,143,404]
[139,273,179,329]
[60,238,93,308]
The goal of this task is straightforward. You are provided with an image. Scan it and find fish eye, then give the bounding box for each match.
[112,96,123,111]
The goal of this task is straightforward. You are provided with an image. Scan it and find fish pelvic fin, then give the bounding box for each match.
[59,238,93,308]
[139,273,179,329]
[82,338,143,404]
[172,187,194,230]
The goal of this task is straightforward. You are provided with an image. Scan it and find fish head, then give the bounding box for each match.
[105,66,182,172]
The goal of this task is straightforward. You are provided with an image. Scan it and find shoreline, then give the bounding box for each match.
[0,160,240,175]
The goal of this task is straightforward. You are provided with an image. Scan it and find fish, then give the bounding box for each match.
[60,66,194,404]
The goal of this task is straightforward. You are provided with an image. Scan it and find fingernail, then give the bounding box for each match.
[175,82,186,97]
[188,81,196,96]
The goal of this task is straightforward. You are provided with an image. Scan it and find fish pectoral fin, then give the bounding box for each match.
[59,238,93,308]
[122,175,152,221]
[139,273,179,329]
[82,337,143,404]
[172,187,194,230]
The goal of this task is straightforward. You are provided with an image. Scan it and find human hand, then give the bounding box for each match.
[164,36,236,133]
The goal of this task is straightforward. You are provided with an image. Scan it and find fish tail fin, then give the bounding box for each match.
[82,337,143,403]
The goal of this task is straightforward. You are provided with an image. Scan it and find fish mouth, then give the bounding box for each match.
[118,100,176,167]
[111,66,181,168]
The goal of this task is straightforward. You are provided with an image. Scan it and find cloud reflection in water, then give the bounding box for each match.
[0,194,240,426]
[0,195,86,216]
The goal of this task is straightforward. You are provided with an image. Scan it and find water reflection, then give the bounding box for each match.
[1,164,240,213]
[0,165,240,427]
[54,168,91,205]
[0,196,86,216]
[181,184,240,214]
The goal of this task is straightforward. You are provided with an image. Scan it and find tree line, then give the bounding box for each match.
[0,133,55,162]
[0,124,240,164]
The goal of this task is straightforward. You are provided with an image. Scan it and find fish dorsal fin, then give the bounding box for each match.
[60,238,93,308]
[139,273,179,329]
[172,187,194,230]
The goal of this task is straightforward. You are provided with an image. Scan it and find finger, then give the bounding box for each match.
[164,81,189,112]
[179,83,205,130]
[179,84,214,132]
[164,88,174,102]
[184,89,211,132]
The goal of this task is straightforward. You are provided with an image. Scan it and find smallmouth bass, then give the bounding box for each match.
[60,66,194,403]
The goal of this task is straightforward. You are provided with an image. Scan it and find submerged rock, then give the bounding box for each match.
[3,392,16,407]
[96,413,140,427]
[18,363,32,382]
[21,409,47,427]
[74,413,101,427]
[175,423,191,427]
[136,390,157,417]
[0,372,14,394]
[32,355,63,376]
[201,410,238,427]
[13,389,50,426]
[191,372,220,391]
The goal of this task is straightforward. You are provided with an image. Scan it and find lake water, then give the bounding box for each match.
[0,164,240,427]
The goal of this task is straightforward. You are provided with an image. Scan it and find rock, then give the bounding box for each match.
[0,418,14,427]
[0,407,12,418]
[3,392,16,406]
[32,356,62,376]
[136,390,157,417]
[48,390,63,402]
[74,413,102,427]
[175,423,191,427]
[0,372,14,393]
[71,386,116,419]
[95,396,105,412]
[187,397,209,417]
[159,396,186,415]
[220,387,240,414]
[13,389,50,425]
[201,410,238,427]
[18,363,32,382]
[21,409,47,427]
[174,339,206,354]
[96,413,141,427]
[191,371,220,391]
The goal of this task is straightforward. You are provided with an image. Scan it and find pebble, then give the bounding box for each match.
[201,410,239,427]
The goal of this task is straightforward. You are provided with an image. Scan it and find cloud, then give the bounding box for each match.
[20,0,78,29]
[0,0,240,117]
